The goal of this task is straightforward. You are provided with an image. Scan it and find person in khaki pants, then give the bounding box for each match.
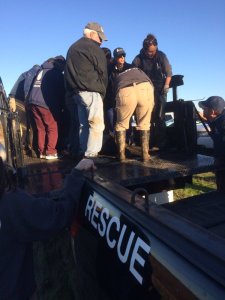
[109,47,154,161]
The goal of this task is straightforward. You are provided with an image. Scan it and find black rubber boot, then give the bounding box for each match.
[140,130,150,162]
[115,131,126,161]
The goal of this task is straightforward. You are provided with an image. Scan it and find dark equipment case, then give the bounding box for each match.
[165,75,197,155]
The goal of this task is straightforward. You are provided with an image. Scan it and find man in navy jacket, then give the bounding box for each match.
[28,56,66,160]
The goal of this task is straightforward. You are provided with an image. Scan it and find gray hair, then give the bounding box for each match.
[83,28,96,38]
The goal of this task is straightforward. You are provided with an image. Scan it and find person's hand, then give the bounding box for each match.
[74,158,96,171]
[163,84,169,96]
[8,97,16,112]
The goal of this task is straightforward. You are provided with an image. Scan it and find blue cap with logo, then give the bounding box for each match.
[113,47,126,58]
[199,96,225,112]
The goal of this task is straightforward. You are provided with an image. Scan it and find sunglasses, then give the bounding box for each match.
[117,54,126,58]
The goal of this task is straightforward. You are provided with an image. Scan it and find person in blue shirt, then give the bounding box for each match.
[199,96,225,192]
[8,64,41,155]
[0,143,95,300]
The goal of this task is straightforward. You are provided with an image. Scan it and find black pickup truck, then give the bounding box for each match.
[22,149,225,300]
[1,76,225,300]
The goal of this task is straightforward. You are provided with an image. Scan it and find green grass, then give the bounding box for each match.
[174,172,216,200]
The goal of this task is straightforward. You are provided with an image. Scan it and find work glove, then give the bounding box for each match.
[8,97,16,112]
[163,84,169,96]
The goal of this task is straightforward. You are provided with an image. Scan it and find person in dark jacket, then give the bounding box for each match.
[101,47,115,136]
[28,56,66,160]
[64,22,108,159]
[0,143,95,300]
[8,65,41,155]
[199,96,225,192]
[132,34,172,150]
[8,65,41,112]
[110,47,154,162]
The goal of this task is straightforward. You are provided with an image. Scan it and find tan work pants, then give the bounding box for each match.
[115,82,154,131]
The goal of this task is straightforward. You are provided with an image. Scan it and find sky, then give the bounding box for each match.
[1,0,225,108]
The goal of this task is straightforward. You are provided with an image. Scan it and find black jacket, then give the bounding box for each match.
[28,60,65,113]
[208,110,225,158]
[132,49,172,92]
[65,37,108,98]
[0,169,85,300]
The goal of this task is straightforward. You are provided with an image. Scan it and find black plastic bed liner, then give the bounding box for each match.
[163,191,225,239]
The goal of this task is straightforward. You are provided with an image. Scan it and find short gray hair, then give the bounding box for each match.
[83,28,96,38]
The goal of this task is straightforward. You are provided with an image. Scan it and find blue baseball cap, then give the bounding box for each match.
[113,47,126,58]
[199,96,225,112]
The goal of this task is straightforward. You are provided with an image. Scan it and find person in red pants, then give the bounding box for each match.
[28,56,66,160]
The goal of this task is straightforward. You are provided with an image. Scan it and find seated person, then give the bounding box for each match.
[199,96,225,192]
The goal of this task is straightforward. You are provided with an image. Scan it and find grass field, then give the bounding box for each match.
[174,172,216,200]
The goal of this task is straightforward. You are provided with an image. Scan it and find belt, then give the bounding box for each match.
[125,82,143,88]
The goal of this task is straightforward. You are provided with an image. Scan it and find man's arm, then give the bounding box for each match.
[5,159,96,242]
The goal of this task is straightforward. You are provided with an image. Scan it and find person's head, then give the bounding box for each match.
[113,47,126,67]
[53,55,66,71]
[83,22,107,45]
[143,34,158,58]
[199,96,225,121]
[102,47,112,64]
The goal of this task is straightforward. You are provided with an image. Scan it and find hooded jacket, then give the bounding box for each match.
[28,60,65,113]
[9,65,41,102]
[64,37,108,98]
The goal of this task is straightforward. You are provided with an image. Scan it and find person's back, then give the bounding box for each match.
[111,47,154,162]
[29,58,65,112]
[65,37,108,97]
[64,22,108,159]
[8,65,41,155]
[28,56,66,159]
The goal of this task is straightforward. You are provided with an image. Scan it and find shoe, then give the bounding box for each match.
[39,154,46,159]
[45,154,59,160]
[84,153,98,158]
[86,156,106,164]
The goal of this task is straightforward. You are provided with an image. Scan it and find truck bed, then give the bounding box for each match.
[163,191,225,239]
[22,148,225,299]
[23,145,217,193]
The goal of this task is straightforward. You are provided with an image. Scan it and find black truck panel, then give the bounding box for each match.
[70,175,225,299]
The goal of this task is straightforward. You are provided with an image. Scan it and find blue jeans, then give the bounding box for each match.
[74,91,105,157]
[105,107,116,134]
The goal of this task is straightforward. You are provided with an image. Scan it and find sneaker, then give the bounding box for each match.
[39,154,46,159]
[45,154,59,160]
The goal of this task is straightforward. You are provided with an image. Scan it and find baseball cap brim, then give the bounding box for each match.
[199,101,209,109]
[114,51,126,58]
[98,31,107,41]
